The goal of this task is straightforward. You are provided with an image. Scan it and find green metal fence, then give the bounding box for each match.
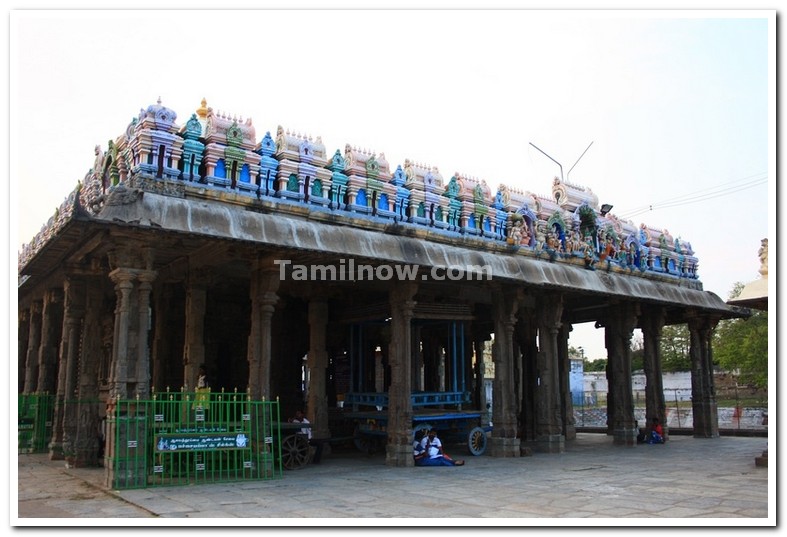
[108,390,282,490]
[18,394,54,454]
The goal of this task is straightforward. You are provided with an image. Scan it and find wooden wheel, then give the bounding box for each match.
[353,426,385,455]
[353,426,377,454]
[281,433,311,470]
[467,426,487,456]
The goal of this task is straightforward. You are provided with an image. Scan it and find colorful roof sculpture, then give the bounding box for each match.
[19,98,701,287]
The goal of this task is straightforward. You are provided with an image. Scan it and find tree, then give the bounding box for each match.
[660,324,691,371]
[630,332,644,372]
[713,282,768,388]
[584,359,607,372]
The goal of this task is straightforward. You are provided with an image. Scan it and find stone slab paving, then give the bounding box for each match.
[14,433,772,525]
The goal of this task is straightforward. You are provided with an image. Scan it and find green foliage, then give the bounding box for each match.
[630,347,644,372]
[714,311,768,389]
[584,358,607,372]
[660,324,692,372]
[630,333,644,371]
[728,281,745,300]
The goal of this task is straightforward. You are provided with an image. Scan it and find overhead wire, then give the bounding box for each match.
[616,171,768,220]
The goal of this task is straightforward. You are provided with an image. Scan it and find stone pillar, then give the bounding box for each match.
[108,244,157,398]
[535,293,564,453]
[135,272,155,399]
[473,331,490,424]
[247,258,280,400]
[74,279,105,467]
[605,301,640,446]
[51,275,86,462]
[183,270,208,391]
[515,307,538,444]
[411,323,423,392]
[558,323,576,441]
[150,285,173,392]
[385,282,417,467]
[105,244,158,487]
[490,285,521,457]
[23,300,43,393]
[36,289,64,395]
[641,306,667,438]
[688,313,720,438]
[18,309,30,393]
[307,300,330,442]
[108,270,134,400]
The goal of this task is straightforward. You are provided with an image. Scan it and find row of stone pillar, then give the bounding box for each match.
[18,253,720,473]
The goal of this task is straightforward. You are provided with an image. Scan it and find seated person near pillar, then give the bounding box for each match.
[290,410,324,464]
[193,365,211,411]
[646,417,666,444]
[636,420,648,444]
[413,430,428,466]
[290,410,311,438]
[419,429,464,466]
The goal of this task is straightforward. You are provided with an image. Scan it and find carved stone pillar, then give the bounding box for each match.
[473,330,490,425]
[183,270,209,391]
[106,243,158,399]
[18,309,30,393]
[411,323,424,392]
[307,300,330,442]
[135,272,155,399]
[24,300,43,393]
[247,258,280,400]
[36,289,64,395]
[558,322,576,441]
[385,282,417,467]
[535,293,564,453]
[605,301,640,446]
[108,269,134,400]
[74,279,105,467]
[515,306,538,444]
[51,275,86,462]
[490,285,521,457]
[641,306,667,438]
[151,285,173,392]
[105,244,157,487]
[688,313,720,438]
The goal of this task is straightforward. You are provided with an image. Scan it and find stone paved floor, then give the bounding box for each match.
[14,433,773,526]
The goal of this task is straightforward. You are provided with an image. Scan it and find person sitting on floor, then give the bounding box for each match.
[636,420,648,444]
[646,417,665,444]
[419,429,464,466]
[413,430,428,466]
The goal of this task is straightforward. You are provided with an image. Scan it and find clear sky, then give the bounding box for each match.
[10,7,774,361]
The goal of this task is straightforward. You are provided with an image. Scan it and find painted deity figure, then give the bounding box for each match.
[344,144,355,168]
[521,222,531,246]
[547,232,562,253]
[93,145,105,177]
[599,235,616,263]
[474,184,484,204]
[582,235,597,269]
[534,225,547,255]
[276,125,286,152]
[758,238,768,276]
[404,159,416,184]
[509,219,524,246]
[628,242,638,268]
[499,184,511,207]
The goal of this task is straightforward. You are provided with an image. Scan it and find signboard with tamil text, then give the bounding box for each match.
[155,432,250,452]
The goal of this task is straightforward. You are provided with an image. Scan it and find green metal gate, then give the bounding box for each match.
[108,390,282,490]
[18,394,54,454]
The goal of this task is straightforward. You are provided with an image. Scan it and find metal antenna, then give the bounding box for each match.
[529,142,563,182]
[567,141,594,182]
